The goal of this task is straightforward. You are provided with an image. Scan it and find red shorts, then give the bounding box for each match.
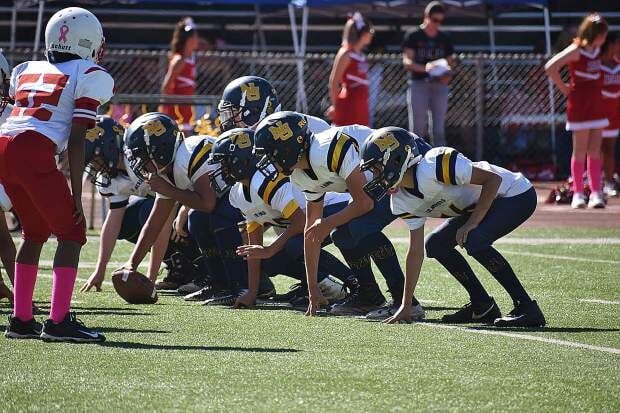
[0,131,86,245]
[566,87,608,131]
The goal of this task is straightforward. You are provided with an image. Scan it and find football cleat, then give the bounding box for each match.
[442,297,501,324]
[202,291,237,307]
[318,276,347,302]
[329,282,386,316]
[603,181,618,197]
[274,282,307,303]
[184,286,216,302]
[5,315,42,339]
[40,312,105,343]
[571,192,586,209]
[177,277,209,295]
[366,302,426,321]
[494,300,546,328]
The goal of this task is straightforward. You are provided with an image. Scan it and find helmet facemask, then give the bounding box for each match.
[362,145,419,201]
[217,100,246,132]
[86,154,115,188]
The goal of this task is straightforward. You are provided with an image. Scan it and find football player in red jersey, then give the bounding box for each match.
[161,17,199,135]
[0,7,114,342]
[546,13,608,209]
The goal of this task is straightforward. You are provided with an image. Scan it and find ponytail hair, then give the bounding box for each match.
[574,13,608,48]
[342,12,374,49]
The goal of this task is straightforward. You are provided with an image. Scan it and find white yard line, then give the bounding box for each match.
[417,322,620,355]
[500,250,620,265]
[579,299,620,305]
[37,271,114,287]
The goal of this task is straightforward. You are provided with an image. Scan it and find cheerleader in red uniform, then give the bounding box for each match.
[326,12,374,127]
[601,32,620,197]
[546,13,608,209]
[161,17,198,135]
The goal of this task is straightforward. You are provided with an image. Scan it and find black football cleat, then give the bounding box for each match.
[184,285,216,302]
[5,315,42,339]
[494,300,546,328]
[202,291,237,307]
[40,312,106,343]
[329,282,386,316]
[442,297,501,324]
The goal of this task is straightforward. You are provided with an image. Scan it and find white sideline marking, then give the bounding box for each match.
[501,250,620,265]
[417,322,620,355]
[579,299,620,305]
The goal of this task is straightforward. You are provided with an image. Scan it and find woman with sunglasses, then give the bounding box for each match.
[402,1,454,147]
[326,12,374,127]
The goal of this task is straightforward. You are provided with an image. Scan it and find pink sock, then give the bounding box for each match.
[50,267,78,323]
[587,157,602,193]
[571,156,585,193]
[13,263,38,321]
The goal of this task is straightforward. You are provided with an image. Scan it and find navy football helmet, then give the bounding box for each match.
[123,112,183,179]
[360,127,423,201]
[253,111,311,180]
[84,115,124,187]
[208,128,256,192]
[218,76,281,132]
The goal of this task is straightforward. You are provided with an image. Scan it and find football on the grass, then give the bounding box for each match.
[111,269,158,304]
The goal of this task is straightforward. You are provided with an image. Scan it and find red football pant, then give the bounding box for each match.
[0,131,86,245]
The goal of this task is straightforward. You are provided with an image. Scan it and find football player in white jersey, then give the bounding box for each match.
[254,112,424,319]
[0,183,16,303]
[0,7,113,342]
[360,127,545,327]
[122,112,254,301]
[209,128,353,308]
[0,51,13,126]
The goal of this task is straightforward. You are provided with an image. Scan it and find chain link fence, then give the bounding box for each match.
[4,48,570,179]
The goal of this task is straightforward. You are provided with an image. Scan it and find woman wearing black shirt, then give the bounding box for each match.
[402,1,454,146]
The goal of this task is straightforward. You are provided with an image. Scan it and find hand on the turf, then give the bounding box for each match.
[304,219,331,244]
[384,305,412,324]
[237,244,272,260]
[456,220,477,248]
[81,271,104,292]
[305,291,328,316]
[233,290,256,309]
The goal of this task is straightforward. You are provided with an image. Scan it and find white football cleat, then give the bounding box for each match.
[571,192,586,209]
[603,182,618,197]
[587,192,605,209]
[366,303,426,321]
[318,276,347,302]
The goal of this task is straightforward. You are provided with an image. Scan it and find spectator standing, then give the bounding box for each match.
[161,17,199,135]
[402,1,454,146]
[326,12,374,127]
[600,32,620,197]
[545,13,608,209]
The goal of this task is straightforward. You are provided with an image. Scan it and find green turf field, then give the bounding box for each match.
[1,226,619,412]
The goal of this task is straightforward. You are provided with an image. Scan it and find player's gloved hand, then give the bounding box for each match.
[233,290,256,309]
[305,290,328,316]
[80,270,104,292]
[384,305,412,324]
